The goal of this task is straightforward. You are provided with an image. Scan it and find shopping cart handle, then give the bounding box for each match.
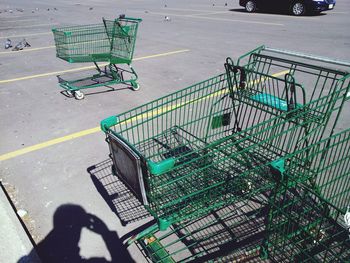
[148,159,175,175]
[100,115,119,133]
[118,16,143,22]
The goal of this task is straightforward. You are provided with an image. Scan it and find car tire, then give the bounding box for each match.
[291,2,306,16]
[245,0,257,13]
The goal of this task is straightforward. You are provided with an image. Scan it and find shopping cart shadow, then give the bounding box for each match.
[87,159,151,226]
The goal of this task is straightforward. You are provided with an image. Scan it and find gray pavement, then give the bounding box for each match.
[0,0,349,262]
[0,182,41,263]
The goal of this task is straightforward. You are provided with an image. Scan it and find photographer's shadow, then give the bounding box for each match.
[20,204,134,263]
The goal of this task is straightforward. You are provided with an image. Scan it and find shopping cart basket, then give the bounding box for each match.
[262,128,350,262]
[52,15,142,99]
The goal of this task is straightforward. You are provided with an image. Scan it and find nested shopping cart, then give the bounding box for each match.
[52,15,142,99]
[261,128,350,262]
[134,128,350,263]
[100,46,350,235]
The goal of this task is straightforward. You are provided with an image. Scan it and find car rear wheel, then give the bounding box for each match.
[291,2,306,16]
[245,0,257,12]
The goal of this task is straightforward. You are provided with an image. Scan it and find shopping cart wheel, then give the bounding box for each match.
[74,90,85,100]
[130,81,140,91]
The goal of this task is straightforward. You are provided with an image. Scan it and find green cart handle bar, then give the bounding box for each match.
[118,17,143,22]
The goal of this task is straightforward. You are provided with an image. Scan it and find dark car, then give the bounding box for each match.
[239,0,336,16]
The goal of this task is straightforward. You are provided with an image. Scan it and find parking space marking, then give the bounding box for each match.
[174,13,283,26]
[4,19,38,23]
[0,23,57,30]
[136,11,284,26]
[0,69,288,162]
[190,11,232,17]
[0,127,101,162]
[0,46,55,55]
[332,11,348,14]
[0,32,52,39]
[161,7,320,21]
[0,49,190,84]
[162,7,229,13]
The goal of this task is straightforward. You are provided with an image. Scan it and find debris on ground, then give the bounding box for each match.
[2,181,41,242]
[17,209,28,218]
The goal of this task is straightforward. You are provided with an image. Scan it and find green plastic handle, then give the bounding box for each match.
[100,115,119,133]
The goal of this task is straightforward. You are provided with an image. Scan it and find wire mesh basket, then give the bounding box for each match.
[263,128,350,262]
[52,17,141,64]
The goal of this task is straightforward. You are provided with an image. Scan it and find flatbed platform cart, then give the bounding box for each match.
[52,16,142,99]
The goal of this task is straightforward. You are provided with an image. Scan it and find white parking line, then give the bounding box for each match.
[136,10,284,26]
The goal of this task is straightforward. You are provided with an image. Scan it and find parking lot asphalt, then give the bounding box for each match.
[0,0,349,262]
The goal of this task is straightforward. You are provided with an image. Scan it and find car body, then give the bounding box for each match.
[239,0,336,16]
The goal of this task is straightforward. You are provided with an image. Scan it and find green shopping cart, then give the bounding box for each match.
[52,15,142,99]
[100,47,349,234]
[134,128,350,263]
[262,128,350,262]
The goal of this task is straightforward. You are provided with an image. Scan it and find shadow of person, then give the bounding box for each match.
[19,204,134,263]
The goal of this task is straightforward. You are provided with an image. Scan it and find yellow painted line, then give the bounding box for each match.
[0,49,190,84]
[0,69,288,162]
[0,127,100,162]
[0,32,52,40]
[0,45,55,55]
